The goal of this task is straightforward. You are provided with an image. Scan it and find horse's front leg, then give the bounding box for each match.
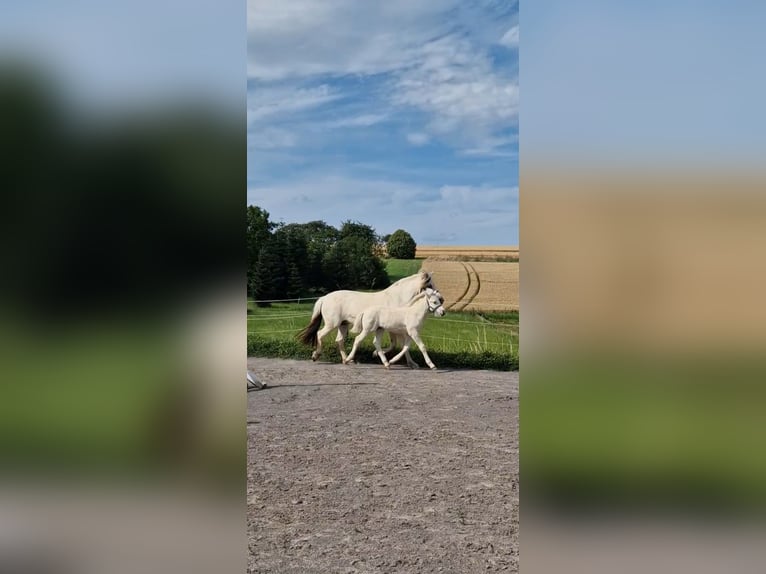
[410,331,436,370]
[336,322,349,363]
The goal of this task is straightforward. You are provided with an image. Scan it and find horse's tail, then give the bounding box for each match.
[297,298,323,347]
[350,311,365,335]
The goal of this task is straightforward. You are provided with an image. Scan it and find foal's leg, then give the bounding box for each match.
[404,352,419,369]
[344,329,369,365]
[409,331,437,370]
[387,334,418,368]
[373,332,395,358]
[386,335,412,367]
[403,343,419,369]
[372,329,389,367]
[335,322,350,363]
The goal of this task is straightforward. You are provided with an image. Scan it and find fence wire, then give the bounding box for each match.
[248,297,320,304]
[248,313,312,321]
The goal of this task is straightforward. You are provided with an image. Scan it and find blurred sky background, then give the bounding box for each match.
[523,0,766,168]
[0,0,242,110]
[247,0,519,246]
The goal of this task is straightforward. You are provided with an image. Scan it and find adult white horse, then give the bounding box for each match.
[344,288,446,369]
[297,270,437,363]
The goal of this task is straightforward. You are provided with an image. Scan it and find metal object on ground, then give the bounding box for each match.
[247,370,266,391]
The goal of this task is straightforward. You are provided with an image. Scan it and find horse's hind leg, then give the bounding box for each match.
[313,323,334,361]
[336,322,350,363]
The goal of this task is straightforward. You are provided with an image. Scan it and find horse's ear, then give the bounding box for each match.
[421,270,432,285]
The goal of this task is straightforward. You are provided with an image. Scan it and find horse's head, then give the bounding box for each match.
[424,287,446,317]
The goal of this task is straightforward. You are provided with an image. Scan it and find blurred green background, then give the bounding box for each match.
[0,62,244,489]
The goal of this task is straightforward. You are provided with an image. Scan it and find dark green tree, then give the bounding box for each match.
[274,225,308,296]
[286,263,303,299]
[386,229,417,259]
[251,233,287,306]
[280,221,338,292]
[247,206,276,297]
[339,220,378,245]
[324,236,390,291]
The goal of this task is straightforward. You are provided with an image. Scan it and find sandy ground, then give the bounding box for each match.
[247,357,519,573]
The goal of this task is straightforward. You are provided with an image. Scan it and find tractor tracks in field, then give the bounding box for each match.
[448,262,481,312]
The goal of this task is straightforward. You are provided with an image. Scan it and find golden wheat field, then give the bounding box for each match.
[416,245,519,261]
[422,257,519,312]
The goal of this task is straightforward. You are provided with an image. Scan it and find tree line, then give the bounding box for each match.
[247,206,417,304]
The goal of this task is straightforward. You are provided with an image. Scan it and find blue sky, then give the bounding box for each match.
[247,0,519,246]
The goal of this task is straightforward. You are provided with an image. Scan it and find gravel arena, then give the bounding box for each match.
[247,357,519,573]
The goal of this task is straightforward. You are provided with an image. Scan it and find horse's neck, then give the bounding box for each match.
[384,277,422,301]
[407,293,429,314]
[386,281,421,305]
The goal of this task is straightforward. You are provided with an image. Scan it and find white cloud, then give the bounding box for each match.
[392,34,518,152]
[247,1,518,153]
[325,114,388,128]
[248,0,458,81]
[248,127,297,149]
[248,83,340,123]
[406,132,431,146]
[499,25,519,47]
[440,185,518,207]
[459,134,518,157]
[247,175,518,244]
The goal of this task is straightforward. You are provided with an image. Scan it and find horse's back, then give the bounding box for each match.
[324,290,382,315]
[320,290,383,326]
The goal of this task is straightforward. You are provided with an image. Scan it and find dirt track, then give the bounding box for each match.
[247,357,519,573]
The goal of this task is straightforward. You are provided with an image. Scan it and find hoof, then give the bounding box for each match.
[429,366,437,370]
[384,364,390,369]
[344,359,356,365]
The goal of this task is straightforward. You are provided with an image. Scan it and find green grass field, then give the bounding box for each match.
[247,302,518,370]
[385,258,424,282]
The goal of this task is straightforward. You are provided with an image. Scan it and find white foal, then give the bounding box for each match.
[344,288,446,369]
